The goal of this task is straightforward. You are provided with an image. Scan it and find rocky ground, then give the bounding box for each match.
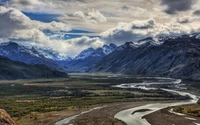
[68,102,149,125]
[0,109,16,125]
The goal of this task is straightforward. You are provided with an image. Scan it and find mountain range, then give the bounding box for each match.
[90,34,200,80]
[0,42,66,72]
[1,33,200,80]
[63,43,117,72]
[0,42,117,72]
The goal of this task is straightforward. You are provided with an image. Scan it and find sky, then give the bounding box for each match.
[1,0,200,57]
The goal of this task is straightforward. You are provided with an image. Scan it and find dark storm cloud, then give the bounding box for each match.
[193,10,200,15]
[161,0,196,14]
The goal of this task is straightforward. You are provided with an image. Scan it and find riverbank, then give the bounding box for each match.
[144,107,200,125]
[67,102,149,125]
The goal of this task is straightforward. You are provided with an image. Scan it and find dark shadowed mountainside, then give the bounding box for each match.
[0,42,66,72]
[62,43,117,72]
[0,56,68,80]
[90,35,200,80]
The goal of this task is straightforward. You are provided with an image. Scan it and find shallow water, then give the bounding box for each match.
[114,78,199,125]
[55,106,105,125]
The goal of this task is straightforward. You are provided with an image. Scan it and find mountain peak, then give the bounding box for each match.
[0,41,19,49]
[74,43,117,61]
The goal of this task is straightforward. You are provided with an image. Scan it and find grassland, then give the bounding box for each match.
[0,75,190,124]
[174,104,200,117]
[173,80,200,117]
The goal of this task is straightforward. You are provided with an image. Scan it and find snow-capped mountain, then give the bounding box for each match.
[35,47,72,61]
[90,34,200,80]
[63,43,118,72]
[74,48,96,60]
[102,43,118,55]
[74,43,117,60]
[0,42,68,71]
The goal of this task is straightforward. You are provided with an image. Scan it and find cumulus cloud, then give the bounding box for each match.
[28,36,104,57]
[119,5,147,16]
[161,0,197,14]
[10,0,43,6]
[0,6,70,38]
[101,18,200,44]
[0,6,104,57]
[4,0,61,13]
[2,0,200,56]
[73,9,107,24]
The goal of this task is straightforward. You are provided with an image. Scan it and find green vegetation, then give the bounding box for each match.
[174,105,200,117]
[0,76,189,119]
[173,80,200,117]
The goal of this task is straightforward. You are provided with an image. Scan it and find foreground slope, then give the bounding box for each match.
[0,109,16,125]
[90,35,200,80]
[0,56,68,80]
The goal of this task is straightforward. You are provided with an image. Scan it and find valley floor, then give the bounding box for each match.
[0,74,199,125]
[144,107,200,125]
[17,102,149,125]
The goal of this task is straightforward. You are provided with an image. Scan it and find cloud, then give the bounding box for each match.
[3,0,200,34]
[0,6,70,38]
[2,0,200,56]
[177,16,190,23]
[193,10,200,15]
[101,18,200,45]
[10,0,43,6]
[119,5,147,16]
[66,36,103,48]
[73,9,107,24]
[161,0,197,14]
[0,6,104,57]
[27,36,104,57]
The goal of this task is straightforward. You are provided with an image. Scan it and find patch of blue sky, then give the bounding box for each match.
[43,28,99,40]
[47,32,100,40]
[23,12,61,23]
[64,29,94,34]
[0,0,8,5]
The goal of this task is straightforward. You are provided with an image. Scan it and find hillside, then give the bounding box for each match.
[0,109,16,125]
[0,42,66,72]
[0,56,68,80]
[90,35,200,80]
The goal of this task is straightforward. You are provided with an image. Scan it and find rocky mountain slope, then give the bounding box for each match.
[0,56,68,80]
[0,42,66,71]
[90,35,200,80]
[63,43,117,72]
[0,42,117,72]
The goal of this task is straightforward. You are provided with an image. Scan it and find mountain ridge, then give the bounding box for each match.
[61,43,118,72]
[0,42,67,72]
[0,56,68,80]
[89,34,200,80]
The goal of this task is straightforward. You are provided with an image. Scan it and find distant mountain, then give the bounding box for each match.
[90,35,200,80]
[63,43,117,72]
[0,56,68,80]
[0,42,68,71]
[0,42,118,72]
[35,47,72,61]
